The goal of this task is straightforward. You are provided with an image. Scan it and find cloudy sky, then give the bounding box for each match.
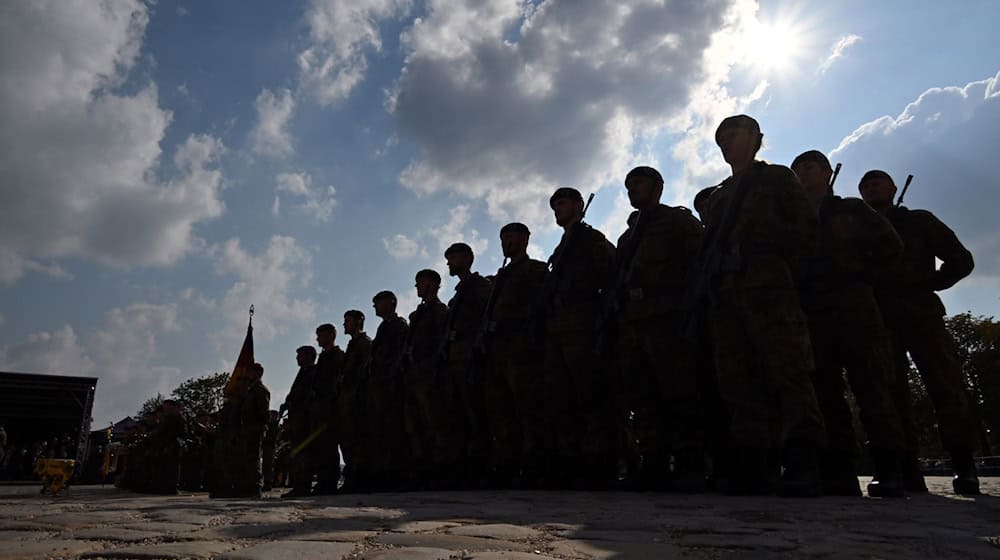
[1,0,997,427]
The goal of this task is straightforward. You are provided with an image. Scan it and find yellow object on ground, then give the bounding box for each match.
[34,459,76,495]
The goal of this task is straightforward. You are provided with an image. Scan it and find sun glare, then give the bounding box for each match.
[745,17,806,74]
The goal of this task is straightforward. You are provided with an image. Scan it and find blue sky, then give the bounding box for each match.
[1,0,998,427]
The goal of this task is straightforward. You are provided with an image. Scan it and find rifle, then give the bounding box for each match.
[540,193,596,310]
[829,162,842,190]
[895,174,914,207]
[596,207,647,353]
[475,257,510,356]
[682,163,759,340]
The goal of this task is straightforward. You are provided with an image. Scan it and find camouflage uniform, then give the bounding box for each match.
[615,204,705,489]
[403,299,449,483]
[210,399,240,497]
[283,363,317,494]
[312,346,345,493]
[877,206,976,463]
[261,415,279,490]
[703,162,826,458]
[442,272,493,484]
[482,256,548,485]
[148,410,187,494]
[233,380,269,497]
[543,221,616,486]
[368,314,409,487]
[337,334,371,489]
[799,195,906,488]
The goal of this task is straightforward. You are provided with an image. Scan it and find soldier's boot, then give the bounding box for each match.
[820,455,861,497]
[671,449,707,494]
[950,450,981,496]
[866,449,905,498]
[902,455,928,493]
[717,447,774,496]
[777,444,823,498]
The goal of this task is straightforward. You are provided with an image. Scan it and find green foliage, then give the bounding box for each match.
[171,372,231,417]
[136,393,164,419]
[945,313,1000,454]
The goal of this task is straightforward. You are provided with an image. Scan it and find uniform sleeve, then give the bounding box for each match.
[774,166,819,259]
[851,199,903,271]
[921,210,974,290]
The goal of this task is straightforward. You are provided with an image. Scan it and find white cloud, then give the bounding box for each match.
[214,236,317,342]
[0,1,227,275]
[818,34,862,74]
[298,0,412,105]
[383,234,424,259]
[250,88,296,158]
[0,304,184,425]
[389,0,747,231]
[830,70,1000,279]
[0,247,73,285]
[274,172,338,222]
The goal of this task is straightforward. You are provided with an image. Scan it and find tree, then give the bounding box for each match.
[136,393,164,419]
[945,313,1000,455]
[171,372,230,418]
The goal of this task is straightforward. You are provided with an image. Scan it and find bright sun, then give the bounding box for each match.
[745,18,805,74]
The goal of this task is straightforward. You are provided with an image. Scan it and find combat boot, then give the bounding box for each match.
[950,451,981,495]
[777,444,822,498]
[866,449,905,498]
[820,455,862,497]
[671,449,707,494]
[717,447,774,496]
[902,455,928,493]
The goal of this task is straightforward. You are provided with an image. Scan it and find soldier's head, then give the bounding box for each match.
[343,310,365,336]
[499,222,530,260]
[858,169,897,212]
[715,114,762,172]
[624,166,663,210]
[693,185,718,220]
[414,269,441,299]
[372,290,397,318]
[791,150,834,202]
[549,187,584,228]
[445,242,474,277]
[315,323,337,350]
[269,410,279,422]
[295,345,316,367]
[251,363,264,380]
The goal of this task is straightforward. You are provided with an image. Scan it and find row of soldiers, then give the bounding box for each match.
[279,113,981,498]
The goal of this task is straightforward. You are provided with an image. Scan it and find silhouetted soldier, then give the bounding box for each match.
[312,323,345,495]
[338,310,372,492]
[368,291,409,489]
[541,187,616,488]
[699,115,826,496]
[281,345,318,497]
[441,242,493,487]
[403,269,449,487]
[859,169,980,495]
[149,399,186,494]
[614,166,706,492]
[480,223,548,488]
[261,409,280,491]
[234,364,270,498]
[693,186,718,222]
[792,151,906,498]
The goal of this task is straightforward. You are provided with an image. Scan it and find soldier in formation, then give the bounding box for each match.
[179,113,978,499]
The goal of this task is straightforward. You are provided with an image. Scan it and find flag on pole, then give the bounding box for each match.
[224,306,255,398]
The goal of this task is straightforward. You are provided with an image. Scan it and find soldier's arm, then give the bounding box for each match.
[850,198,903,270]
[772,165,819,258]
[920,210,975,290]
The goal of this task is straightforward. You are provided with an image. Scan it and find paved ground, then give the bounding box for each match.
[1,477,998,559]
